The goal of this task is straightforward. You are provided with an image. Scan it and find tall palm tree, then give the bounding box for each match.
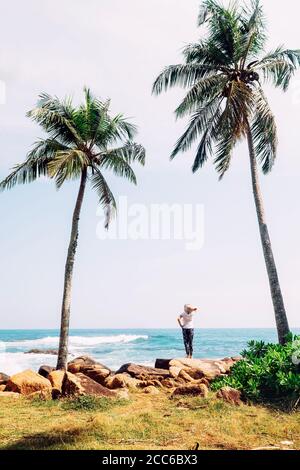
[153,0,300,344]
[0,88,145,368]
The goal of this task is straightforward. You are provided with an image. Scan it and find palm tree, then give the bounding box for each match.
[0,88,145,368]
[153,0,300,344]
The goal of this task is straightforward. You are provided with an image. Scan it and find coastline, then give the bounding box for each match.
[2,327,299,376]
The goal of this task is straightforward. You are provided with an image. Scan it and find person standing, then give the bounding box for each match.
[177,304,198,358]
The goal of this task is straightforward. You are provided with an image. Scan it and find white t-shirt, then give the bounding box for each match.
[179,311,194,329]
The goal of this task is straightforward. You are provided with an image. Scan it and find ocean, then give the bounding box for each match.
[0,328,299,375]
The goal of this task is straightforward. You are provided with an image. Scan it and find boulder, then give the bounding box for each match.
[172,383,209,398]
[154,359,171,369]
[182,369,204,380]
[77,366,110,385]
[175,377,187,385]
[104,374,126,389]
[6,370,52,396]
[27,390,52,400]
[105,373,139,390]
[67,356,110,375]
[178,369,194,382]
[48,370,65,398]
[161,378,177,388]
[194,378,210,388]
[62,371,82,396]
[169,358,239,381]
[62,372,116,398]
[138,379,163,389]
[216,386,242,405]
[0,391,21,398]
[115,363,170,380]
[38,365,55,378]
[0,372,10,385]
[169,366,182,379]
[143,385,160,395]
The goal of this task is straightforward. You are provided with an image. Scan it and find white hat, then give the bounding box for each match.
[184,304,197,313]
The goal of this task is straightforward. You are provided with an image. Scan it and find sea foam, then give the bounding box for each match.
[4,334,148,349]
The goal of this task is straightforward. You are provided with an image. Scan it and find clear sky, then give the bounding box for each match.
[0,0,299,329]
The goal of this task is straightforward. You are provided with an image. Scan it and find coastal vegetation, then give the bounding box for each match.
[153,0,300,344]
[212,336,300,409]
[0,89,145,370]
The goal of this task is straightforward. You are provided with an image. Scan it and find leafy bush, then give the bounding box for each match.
[211,334,300,408]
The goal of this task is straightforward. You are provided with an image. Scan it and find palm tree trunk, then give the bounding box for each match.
[56,168,87,369]
[246,128,290,344]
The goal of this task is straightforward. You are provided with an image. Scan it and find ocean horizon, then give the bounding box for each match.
[1,327,299,375]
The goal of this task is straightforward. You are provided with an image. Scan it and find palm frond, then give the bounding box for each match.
[192,105,222,172]
[27,93,83,146]
[94,114,137,149]
[99,153,137,185]
[239,0,266,63]
[217,80,254,137]
[103,142,145,165]
[175,74,226,118]
[211,81,254,177]
[48,150,89,189]
[0,139,67,191]
[152,64,217,95]
[198,0,223,26]
[90,167,116,229]
[213,131,236,178]
[251,89,277,173]
[203,1,242,66]
[171,95,223,159]
[183,41,231,68]
[253,48,300,90]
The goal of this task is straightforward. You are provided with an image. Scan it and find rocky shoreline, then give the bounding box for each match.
[0,355,242,405]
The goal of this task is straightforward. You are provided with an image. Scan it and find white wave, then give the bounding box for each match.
[4,334,148,349]
[0,352,58,376]
[0,352,154,376]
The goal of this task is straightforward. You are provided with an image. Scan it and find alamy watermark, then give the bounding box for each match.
[96,196,205,251]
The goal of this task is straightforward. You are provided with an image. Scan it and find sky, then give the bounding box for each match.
[0,0,299,329]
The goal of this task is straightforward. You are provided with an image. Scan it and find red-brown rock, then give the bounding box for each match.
[77,366,110,385]
[216,386,242,405]
[6,370,52,396]
[115,363,170,380]
[62,371,116,398]
[172,383,209,398]
[168,357,240,381]
[38,365,54,378]
[48,370,65,398]
[105,373,139,390]
[161,378,177,388]
[67,356,110,375]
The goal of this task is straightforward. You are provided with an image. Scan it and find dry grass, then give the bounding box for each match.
[0,391,299,450]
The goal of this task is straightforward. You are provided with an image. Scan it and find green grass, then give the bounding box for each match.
[0,391,299,450]
[61,395,129,412]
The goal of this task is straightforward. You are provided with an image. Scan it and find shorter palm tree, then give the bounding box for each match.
[0,88,145,369]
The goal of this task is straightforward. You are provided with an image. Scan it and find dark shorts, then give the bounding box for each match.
[182,328,194,356]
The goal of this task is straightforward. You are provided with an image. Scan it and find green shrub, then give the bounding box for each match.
[211,334,300,407]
